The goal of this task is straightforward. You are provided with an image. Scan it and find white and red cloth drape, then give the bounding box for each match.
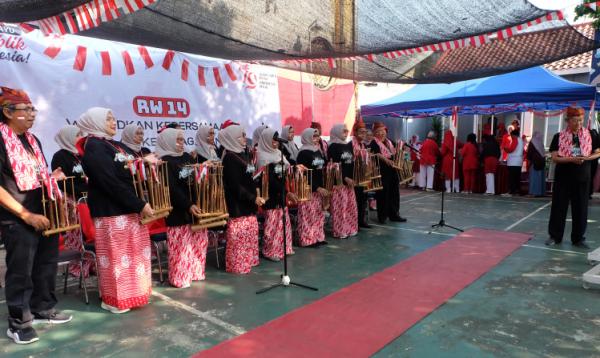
[297,192,326,246]
[166,225,208,288]
[225,216,259,274]
[330,185,358,238]
[95,213,151,310]
[262,208,294,259]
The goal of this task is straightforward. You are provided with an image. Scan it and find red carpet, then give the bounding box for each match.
[196,228,531,358]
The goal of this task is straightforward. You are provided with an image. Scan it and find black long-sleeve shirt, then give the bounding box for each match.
[0,134,44,225]
[163,153,195,227]
[81,137,146,218]
[369,140,395,178]
[327,142,354,181]
[51,149,88,199]
[262,162,286,210]
[296,149,325,192]
[222,151,257,218]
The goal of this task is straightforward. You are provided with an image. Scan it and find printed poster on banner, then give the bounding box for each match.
[0,23,281,157]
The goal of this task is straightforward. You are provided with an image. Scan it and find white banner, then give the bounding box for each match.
[0,24,281,158]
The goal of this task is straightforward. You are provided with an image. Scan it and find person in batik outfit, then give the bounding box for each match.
[79,107,154,314]
[256,127,296,261]
[327,124,358,239]
[221,124,265,273]
[156,128,208,288]
[296,128,329,247]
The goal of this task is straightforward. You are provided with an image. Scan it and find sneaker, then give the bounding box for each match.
[573,242,590,249]
[390,216,407,223]
[287,251,295,256]
[545,238,560,246]
[348,231,358,237]
[180,283,191,289]
[33,310,72,325]
[101,302,130,314]
[7,327,39,345]
[264,256,281,262]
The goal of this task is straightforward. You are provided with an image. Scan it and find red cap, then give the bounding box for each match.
[220,119,238,129]
[566,106,585,118]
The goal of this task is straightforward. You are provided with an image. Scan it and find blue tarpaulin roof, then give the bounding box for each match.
[361,66,598,117]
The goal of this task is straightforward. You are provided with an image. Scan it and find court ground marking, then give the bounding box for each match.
[370,223,454,237]
[521,244,587,256]
[402,193,439,203]
[504,202,552,232]
[151,290,246,336]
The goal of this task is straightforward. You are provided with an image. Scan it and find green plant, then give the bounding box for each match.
[575,1,600,28]
[431,116,443,146]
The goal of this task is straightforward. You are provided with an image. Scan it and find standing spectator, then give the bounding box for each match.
[441,130,462,193]
[419,131,439,191]
[481,132,501,195]
[546,107,600,248]
[527,131,546,197]
[503,125,524,196]
[461,133,479,194]
[408,135,421,188]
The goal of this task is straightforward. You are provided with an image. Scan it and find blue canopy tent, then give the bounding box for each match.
[361,66,598,118]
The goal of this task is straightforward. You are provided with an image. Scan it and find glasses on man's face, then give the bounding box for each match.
[7,105,37,114]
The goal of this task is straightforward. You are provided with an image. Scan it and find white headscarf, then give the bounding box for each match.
[329,124,348,145]
[77,107,112,139]
[252,124,269,147]
[54,125,80,154]
[120,124,143,153]
[155,128,184,158]
[281,125,299,160]
[299,128,319,152]
[219,124,245,154]
[257,127,288,168]
[195,124,219,161]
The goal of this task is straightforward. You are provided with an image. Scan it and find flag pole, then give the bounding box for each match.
[451,106,458,191]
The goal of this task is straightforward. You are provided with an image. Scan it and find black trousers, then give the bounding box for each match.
[2,222,58,329]
[508,166,521,194]
[548,179,589,243]
[354,186,367,226]
[375,169,400,223]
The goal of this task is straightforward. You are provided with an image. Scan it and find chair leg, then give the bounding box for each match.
[214,237,220,269]
[89,252,101,298]
[63,264,69,294]
[154,242,163,283]
[79,256,90,305]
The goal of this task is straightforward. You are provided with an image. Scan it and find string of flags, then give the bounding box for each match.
[583,1,600,11]
[19,0,155,35]
[275,10,566,69]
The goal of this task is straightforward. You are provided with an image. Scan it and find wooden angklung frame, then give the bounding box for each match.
[187,163,228,231]
[365,154,383,192]
[392,142,413,185]
[132,161,172,225]
[286,166,312,202]
[353,149,371,187]
[41,176,80,236]
[324,162,343,191]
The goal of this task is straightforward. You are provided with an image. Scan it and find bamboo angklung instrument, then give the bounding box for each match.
[392,140,414,185]
[41,176,81,236]
[365,154,384,192]
[134,161,173,225]
[187,163,229,231]
[287,166,312,202]
[325,162,343,191]
[353,148,371,187]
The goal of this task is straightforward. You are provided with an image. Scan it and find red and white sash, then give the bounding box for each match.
[558,128,592,157]
[0,123,48,191]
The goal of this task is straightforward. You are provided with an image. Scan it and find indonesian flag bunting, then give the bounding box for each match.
[586,2,599,11]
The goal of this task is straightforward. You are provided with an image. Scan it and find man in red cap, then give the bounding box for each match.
[546,106,600,248]
[0,87,71,344]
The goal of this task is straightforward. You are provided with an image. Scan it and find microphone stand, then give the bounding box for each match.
[402,143,463,234]
[257,147,318,294]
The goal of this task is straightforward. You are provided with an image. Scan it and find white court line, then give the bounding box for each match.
[522,244,587,256]
[504,202,551,231]
[402,193,439,203]
[151,291,246,336]
[370,223,454,237]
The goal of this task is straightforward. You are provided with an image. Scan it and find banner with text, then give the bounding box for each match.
[0,23,281,157]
